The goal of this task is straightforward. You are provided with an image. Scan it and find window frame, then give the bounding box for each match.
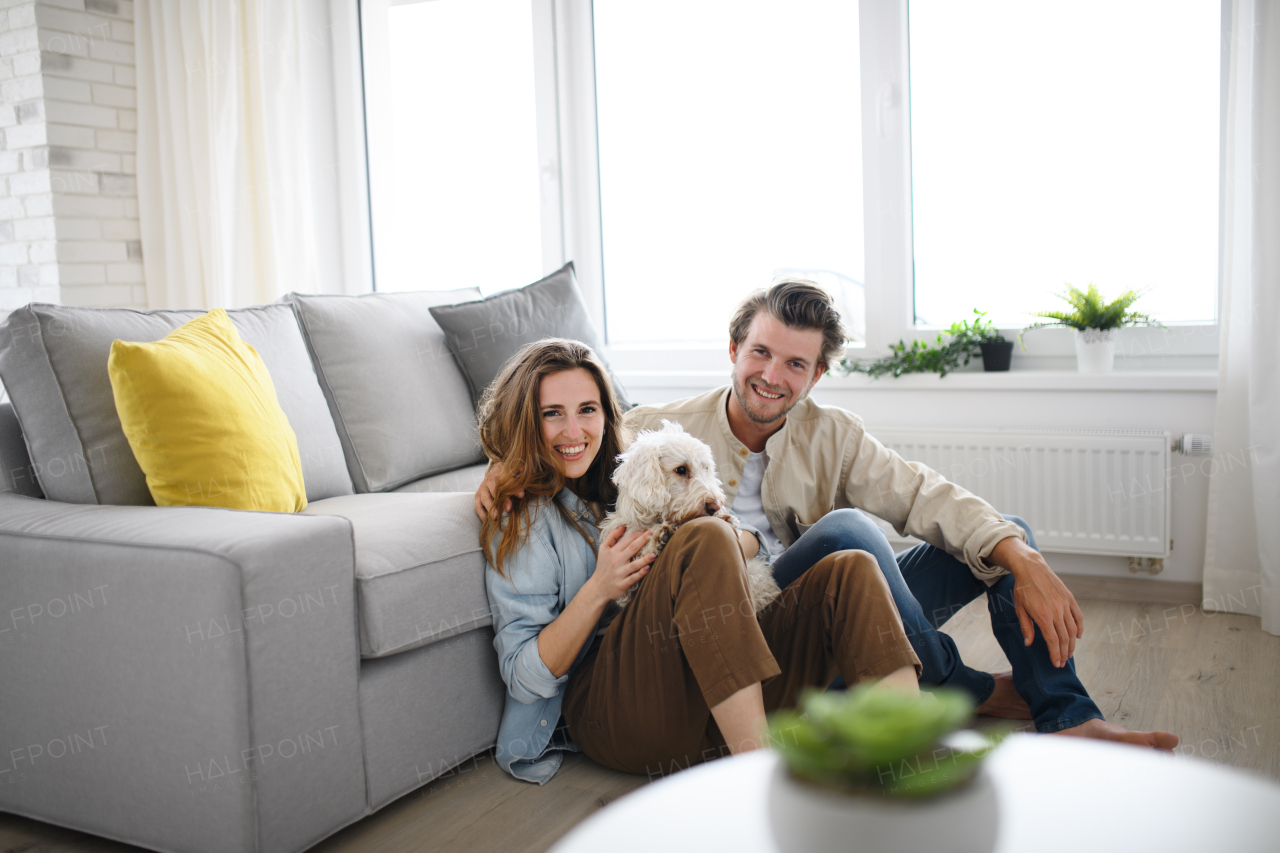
[860,0,1221,370]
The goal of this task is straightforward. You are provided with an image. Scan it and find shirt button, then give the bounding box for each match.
[729,479,738,486]
[540,719,548,726]
[739,448,748,456]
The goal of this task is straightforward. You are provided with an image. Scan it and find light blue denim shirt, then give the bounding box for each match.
[485,489,602,784]
[485,488,769,784]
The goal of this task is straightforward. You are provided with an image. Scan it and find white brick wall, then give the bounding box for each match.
[0,0,143,317]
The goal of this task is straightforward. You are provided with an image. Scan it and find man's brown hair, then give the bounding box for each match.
[729,277,848,367]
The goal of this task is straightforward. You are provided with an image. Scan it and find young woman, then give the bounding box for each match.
[479,338,920,784]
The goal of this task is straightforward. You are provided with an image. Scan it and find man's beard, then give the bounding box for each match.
[731,371,808,425]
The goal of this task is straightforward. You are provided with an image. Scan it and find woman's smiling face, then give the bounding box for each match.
[539,368,605,479]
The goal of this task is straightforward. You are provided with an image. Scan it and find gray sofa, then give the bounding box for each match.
[0,289,526,853]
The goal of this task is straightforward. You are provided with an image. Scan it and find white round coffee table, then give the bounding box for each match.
[550,734,1280,853]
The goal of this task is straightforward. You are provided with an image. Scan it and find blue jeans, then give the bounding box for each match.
[770,509,1103,733]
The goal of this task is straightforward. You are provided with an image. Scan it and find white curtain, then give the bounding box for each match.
[1202,0,1280,635]
[135,0,371,309]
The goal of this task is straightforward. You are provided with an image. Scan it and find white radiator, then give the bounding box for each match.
[872,428,1172,558]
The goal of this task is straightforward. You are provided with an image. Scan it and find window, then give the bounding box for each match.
[353,0,1223,366]
[593,0,866,345]
[361,0,543,294]
[908,0,1220,328]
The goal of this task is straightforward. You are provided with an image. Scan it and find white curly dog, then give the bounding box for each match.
[603,420,781,613]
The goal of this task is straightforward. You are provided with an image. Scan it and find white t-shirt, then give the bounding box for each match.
[733,450,786,559]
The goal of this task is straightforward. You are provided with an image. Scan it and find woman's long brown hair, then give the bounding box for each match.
[477,338,631,577]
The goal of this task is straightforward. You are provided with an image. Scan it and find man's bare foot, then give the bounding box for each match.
[975,671,1033,720]
[1054,718,1179,751]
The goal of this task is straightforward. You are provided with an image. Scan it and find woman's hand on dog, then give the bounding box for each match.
[588,526,657,603]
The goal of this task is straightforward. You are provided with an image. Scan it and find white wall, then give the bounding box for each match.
[619,367,1216,585]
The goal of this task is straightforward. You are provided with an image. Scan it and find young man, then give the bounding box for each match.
[478,279,1178,748]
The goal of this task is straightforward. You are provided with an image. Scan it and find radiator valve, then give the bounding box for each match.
[1173,434,1213,455]
[1128,556,1164,574]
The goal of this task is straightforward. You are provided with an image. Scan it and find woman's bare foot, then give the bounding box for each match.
[975,671,1033,719]
[1054,718,1179,751]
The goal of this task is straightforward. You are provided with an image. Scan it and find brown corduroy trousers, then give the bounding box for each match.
[562,516,921,779]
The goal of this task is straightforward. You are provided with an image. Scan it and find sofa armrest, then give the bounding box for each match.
[0,492,367,853]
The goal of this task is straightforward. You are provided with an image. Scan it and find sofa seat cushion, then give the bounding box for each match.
[283,288,487,494]
[0,302,353,505]
[301,492,490,659]
[391,463,488,495]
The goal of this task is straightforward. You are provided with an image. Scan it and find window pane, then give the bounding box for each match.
[909,0,1220,328]
[367,0,542,293]
[594,1,865,345]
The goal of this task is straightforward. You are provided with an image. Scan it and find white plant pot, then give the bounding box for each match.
[1074,328,1115,373]
[767,760,999,853]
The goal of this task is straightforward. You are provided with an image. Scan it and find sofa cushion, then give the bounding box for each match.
[391,462,488,495]
[284,288,486,493]
[301,492,491,658]
[0,403,41,498]
[108,310,308,512]
[0,303,353,506]
[427,262,632,408]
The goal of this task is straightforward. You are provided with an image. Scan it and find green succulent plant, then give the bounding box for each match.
[1019,284,1160,348]
[837,309,1003,379]
[767,686,1005,799]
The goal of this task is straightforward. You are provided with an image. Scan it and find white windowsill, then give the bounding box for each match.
[616,369,1219,393]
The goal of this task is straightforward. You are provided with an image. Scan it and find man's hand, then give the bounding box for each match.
[474,462,521,522]
[989,536,1083,669]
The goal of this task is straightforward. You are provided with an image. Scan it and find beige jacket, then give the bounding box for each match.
[626,386,1023,583]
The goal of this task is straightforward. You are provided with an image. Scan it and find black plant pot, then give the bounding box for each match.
[980,340,1014,372]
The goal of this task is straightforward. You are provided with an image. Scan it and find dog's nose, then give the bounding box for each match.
[704,501,721,516]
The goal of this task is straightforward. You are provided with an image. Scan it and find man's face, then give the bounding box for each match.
[729,312,826,426]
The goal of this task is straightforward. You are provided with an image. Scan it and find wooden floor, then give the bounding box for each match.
[3,596,1277,853]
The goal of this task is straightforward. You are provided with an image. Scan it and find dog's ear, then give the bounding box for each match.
[614,438,669,526]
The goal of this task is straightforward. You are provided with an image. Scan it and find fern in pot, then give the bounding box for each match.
[766,686,1005,853]
[1019,284,1160,373]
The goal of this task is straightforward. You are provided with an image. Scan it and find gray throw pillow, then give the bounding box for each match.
[428,263,631,408]
[283,288,487,493]
[0,303,354,506]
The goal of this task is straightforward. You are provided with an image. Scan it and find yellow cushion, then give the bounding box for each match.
[107,309,307,512]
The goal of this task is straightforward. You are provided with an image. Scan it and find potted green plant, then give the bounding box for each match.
[766,686,1005,853]
[839,310,1010,378]
[965,310,1013,371]
[1019,284,1160,373]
